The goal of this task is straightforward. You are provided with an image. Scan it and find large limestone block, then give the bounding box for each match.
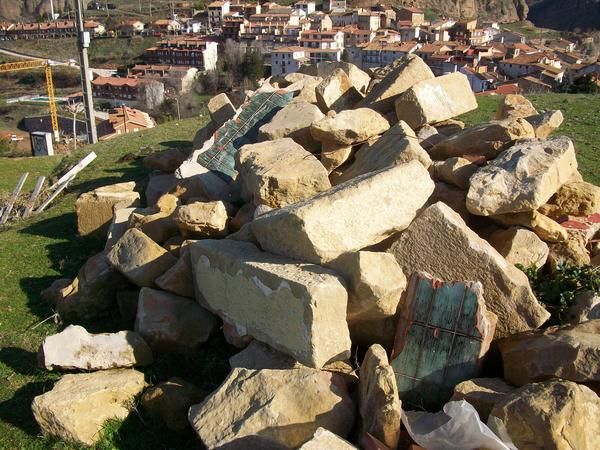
[526,109,564,138]
[489,380,600,450]
[395,73,477,129]
[450,378,516,421]
[290,74,323,104]
[107,228,177,287]
[358,54,434,114]
[490,211,568,243]
[432,157,478,189]
[299,428,358,449]
[31,369,146,446]
[236,138,331,208]
[315,69,363,113]
[56,252,126,321]
[430,118,536,160]
[553,181,600,216]
[335,121,432,184]
[251,162,435,264]
[135,288,218,352]
[467,137,578,216]
[310,108,390,145]
[75,182,140,236]
[188,368,355,449]
[39,325,153,371]
[358,344,401,450]
[190,240,351,368]
[207,92,236,128]
[173,201,229,238]
[387,202,550,338]
[488,227,549,269]
[258,101,324,151]
[498,319,600,386]
[328,251,406,321]
[313,61,371,94]
[495,94,538,120]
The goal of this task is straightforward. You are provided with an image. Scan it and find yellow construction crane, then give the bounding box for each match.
[0,59,60,141]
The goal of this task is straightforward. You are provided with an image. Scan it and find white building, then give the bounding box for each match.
[271,46,309,75]
[294,0,316,15]
[208,1,231,28]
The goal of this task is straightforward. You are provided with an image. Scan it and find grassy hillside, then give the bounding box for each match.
[0,93,598,449]
[0,116,238,450]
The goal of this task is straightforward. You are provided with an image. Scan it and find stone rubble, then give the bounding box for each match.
[34,56,600,449]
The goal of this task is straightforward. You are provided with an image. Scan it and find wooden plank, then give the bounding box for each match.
[390,272,497,411]
[34,180,70,214]
[22,176,46,218]
[0,172,29,225]
[48,152,97,190]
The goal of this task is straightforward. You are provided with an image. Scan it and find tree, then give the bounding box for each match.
[139,80,165,111]
[242,51,264,84]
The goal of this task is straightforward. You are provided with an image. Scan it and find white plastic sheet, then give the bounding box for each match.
[402,400,517,450]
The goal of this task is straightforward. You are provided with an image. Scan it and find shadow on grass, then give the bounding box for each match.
[159,140,194,152]
[0,379,57,436]
[0,347,41,377]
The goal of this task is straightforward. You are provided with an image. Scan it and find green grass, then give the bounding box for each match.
[0,116,240,449]
[460,93,600,186]
[502,21,563,40]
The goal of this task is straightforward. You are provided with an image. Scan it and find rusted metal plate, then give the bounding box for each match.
[390,272,496,411]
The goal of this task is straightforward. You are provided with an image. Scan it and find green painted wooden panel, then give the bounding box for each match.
[390,272,491,411]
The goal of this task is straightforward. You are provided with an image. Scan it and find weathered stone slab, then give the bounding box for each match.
[489,380,600,450]
[188,368,355,449]
[429,118,536,160]
[335,121,431,184]
[258,101,324,151]
[390,272,497,411]
[387,203,550,337]
[498,319,600,386]
[553,181,600,216]
[207,93,236,128]
[75,182,140,236]
[395,73,477,129]
[310,108,390,145]
[359,344,401,449]
[488,227,549,269]
[432,157,478,190]
[316,68,363,113]
[251,162,434,264]
[467,137,578,216]
[31,369,146,446]
[135,288,218,352]
[190,239,351,368]
[526,109,564,138]
[450,378,516,421]
[328,251,406,321]
[107,228,177,287]
[358,54,434,114]
[495,94,537,120]
[236,138,331,208]
[490,210,568,243]
[39,325,153,371]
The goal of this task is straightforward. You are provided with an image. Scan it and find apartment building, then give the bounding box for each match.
[145,37,218,71]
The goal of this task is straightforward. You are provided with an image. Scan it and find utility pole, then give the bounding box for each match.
[75,0,98,144]
[49,0,55,20]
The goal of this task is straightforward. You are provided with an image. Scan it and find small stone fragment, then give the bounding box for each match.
[450,378,516,421]
[173,201,229,238]
[495,94,538,120]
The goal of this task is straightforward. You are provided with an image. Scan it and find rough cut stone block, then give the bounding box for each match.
[467,137,578,216]
[390,272,497,411]
[315,68,363,113]
[359,344,401,449]
[488,227,549,269]
[336,121,431,184]
[135,288,218,352]
[450,378,516,421]
[75,182,140,236]
[258,101,324,151]
[236,138,331,208]
[173,201,229,238]
[526,109,564,138]
[553,181,600,216]
[39,325,153,371]
[207,93,236,128]
[188,368,355,449]
[498,319,600,386]
[251,162,434,264]
[429,118,536,160]
[31,369,146,446]
[489,380,600,450]
[107,228,177,287]
[495,94,538,120]
[310,108,390,145]
[190,240,351,368]
[358,54,434,114]
[432,157,478,190]
[490,211,568,243]
[387,203,550,338]
[395,73,477,129]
